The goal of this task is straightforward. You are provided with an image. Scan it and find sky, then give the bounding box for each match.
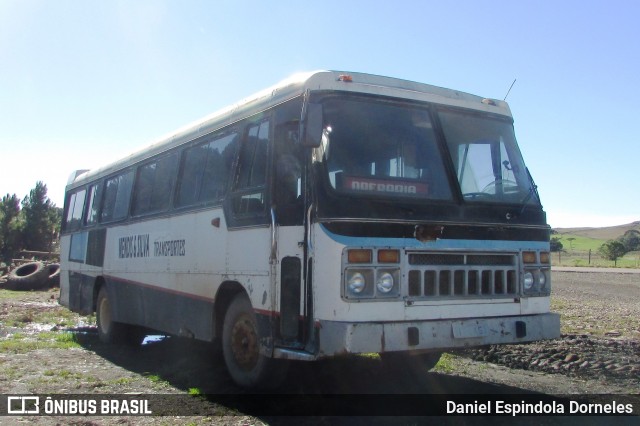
[1,0,638,228]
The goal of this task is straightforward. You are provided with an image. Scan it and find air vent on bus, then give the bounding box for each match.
[407,252,518,299]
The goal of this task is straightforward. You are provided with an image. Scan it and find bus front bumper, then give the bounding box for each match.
[316,313,560,357]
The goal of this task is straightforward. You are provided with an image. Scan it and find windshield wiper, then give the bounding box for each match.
[518,168,541,215]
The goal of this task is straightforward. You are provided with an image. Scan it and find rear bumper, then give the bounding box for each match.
[316,313,560,357]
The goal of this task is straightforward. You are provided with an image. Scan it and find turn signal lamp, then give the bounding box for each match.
[522,251,537,264]
[540,252,550,264]
[348,249,372,263]
[378,249,400,263]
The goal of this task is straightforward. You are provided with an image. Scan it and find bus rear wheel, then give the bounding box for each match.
[221,294,287,389]
[96,287,126,344]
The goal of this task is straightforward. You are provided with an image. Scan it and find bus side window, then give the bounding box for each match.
[231,120,269,216]
[274,123,303,226]
[132,152,179,216]
[84,183,102,226]
[64,188,87,232]
[176,132,238,207]
[101,171,134,223]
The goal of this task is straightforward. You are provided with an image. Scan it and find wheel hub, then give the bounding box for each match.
[230,314,259,371]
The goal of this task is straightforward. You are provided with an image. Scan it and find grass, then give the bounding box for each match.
[109,377,135,386]
[433,352,457,373]
[0,288,36,300]
[554,233,606,252]
[188,387,203,396]
[0,331,81,354]
[552,231,640,268]
[42,368,95,381]
[551,249,640,268]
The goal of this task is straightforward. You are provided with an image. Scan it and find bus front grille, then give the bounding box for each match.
[407,253,518,298]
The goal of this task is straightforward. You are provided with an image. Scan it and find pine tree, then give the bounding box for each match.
[0,194,22,261]
[20,182,59,253]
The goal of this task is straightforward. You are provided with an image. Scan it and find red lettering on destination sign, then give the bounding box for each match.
[343,176,428,195]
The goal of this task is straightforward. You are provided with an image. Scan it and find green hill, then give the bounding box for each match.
[554,221,640,240]
[551,221,640,268]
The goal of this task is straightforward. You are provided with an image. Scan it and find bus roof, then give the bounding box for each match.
[67,70,511,189]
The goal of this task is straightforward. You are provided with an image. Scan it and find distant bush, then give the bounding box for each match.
[598,240,627,266]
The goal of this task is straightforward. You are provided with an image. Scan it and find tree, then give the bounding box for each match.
[566,237,576,250]
[619,230,640,252]
[598,240,627,267]
[20,182,59,253]
[0,194,23,262]
[550,237,563,252]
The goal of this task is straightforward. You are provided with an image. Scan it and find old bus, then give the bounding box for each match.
[60,71,560,388]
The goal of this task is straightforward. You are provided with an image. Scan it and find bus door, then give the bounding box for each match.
[273,118,308,348]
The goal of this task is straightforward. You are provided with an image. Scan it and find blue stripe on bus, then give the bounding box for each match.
[319,224,549,251]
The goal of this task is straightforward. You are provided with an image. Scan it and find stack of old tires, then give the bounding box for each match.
[2,262,60,291]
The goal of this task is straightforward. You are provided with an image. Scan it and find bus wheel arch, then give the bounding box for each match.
[213,281,246,340]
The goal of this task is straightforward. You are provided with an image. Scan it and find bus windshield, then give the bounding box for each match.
[321,96,538,205]
[438,109,538,205]
[323,98,453,201]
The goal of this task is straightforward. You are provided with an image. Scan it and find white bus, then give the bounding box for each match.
[60,71,560,388]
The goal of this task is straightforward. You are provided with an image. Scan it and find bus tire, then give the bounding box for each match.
[96,287,126,344]
[222,294,287,389]
[379,351,442,375]
[5,262,49,291]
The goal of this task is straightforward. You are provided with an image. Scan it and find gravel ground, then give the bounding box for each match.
[0,269,638,424]
[465,270,640,393]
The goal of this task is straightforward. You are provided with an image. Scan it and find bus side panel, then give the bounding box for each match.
[101,209,228,340]
[59,235,71,308]
[67,271,96,315]
[225,226,272,311]
[60,234,101,315]
[104,276,215,340]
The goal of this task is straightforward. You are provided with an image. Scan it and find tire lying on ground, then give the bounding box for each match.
[47,263,61,287]
[5,262,49,291]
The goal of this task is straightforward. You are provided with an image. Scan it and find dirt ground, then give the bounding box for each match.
[0,270,638,425]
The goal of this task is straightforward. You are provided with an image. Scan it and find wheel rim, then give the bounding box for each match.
[98,296,111,334]
[230,313,259,371]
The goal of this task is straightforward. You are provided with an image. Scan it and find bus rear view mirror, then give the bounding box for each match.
[302,103,323,148]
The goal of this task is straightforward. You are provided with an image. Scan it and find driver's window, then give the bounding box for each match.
[457,140,516,195]
[458,144,493,194]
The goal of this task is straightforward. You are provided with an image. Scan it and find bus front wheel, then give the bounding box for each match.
[221,294,287,389]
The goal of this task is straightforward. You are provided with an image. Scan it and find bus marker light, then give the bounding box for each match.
[338,74,353,82]
[522,251,536,264]
[348,249,372,263]
[378,249,400,263]
[539,252,550,264]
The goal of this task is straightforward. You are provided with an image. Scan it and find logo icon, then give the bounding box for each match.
[7,396,40,414]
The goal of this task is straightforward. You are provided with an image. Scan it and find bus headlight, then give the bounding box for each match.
[348,272,366,294]
[523,272,534,290]
[376,272,394,293]
[538,271,547,288]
